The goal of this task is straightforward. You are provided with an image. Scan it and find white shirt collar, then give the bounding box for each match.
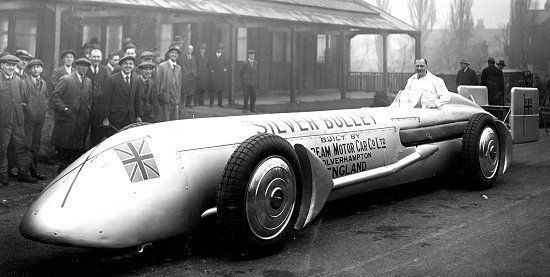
[168,59,176,68]
[65,65,72,74]
[122,71,131,79]
[3,73,13,80]
[107,64,114,71]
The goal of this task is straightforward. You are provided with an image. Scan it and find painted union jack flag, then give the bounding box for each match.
[113,138,160,183]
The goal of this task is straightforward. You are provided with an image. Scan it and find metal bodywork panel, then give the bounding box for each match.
[20,95,514,249]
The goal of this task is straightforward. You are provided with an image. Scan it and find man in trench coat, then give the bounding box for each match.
[50,58,92,172]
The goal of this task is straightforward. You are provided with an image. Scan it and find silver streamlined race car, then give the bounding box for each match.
[20,93,516,254]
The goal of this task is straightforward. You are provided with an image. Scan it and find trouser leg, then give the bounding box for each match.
[170,104,179,121]
[7,141,15,174]
[209,89,215,107]
[217,89,223,106]
[250,86,257,112]
[0,127,13,175]
[243,86,249,110]
[11,124,31,176]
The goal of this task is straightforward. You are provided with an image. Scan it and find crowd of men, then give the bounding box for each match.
[0,36,260,186]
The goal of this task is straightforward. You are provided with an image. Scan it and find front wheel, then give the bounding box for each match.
[217,134,302,255]
[462,113,500,190]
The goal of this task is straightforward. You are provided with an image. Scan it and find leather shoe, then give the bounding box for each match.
[8,170,17,179]
[1,174,10,186]
[31,172,48,180]
[218,104,224,108]
[17,174,38,183]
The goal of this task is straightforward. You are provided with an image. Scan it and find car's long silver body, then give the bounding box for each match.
[20,95,512,248]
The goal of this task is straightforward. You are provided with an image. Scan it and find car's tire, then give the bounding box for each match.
[462,113,500,190]
[217,133,302,256]
[119,121,150,132]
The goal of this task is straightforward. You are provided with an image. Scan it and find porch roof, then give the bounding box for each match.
[59,0,418,34]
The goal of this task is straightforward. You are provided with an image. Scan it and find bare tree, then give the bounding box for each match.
[448,0,475,65]
[509,0,538,68]
[408,0,436,56]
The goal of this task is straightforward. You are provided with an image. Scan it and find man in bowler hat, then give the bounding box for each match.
[240,49,259,112]
[155,45,182,121]
[481,58,505,106]
[209,43,229,107]
[455,58,478,91]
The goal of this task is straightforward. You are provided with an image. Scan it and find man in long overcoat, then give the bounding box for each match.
[101,55,141,131]
[209,43,229,107]
[181,44,197,108]
[195,43,208,106]
[240,49,259,113]
[50,58,92,172]
[136,61,156,123]
[51,49,77,87]
[86,49,109,147]
[21,59,48,180]
[455,58,478,91]
[155,46,182,121]
[0,55,36,185]
[481,58,505,106]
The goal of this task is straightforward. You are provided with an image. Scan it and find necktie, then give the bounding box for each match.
[125,75,130,89]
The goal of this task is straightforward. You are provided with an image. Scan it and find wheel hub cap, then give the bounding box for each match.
[246,156,296,240]
[478,127,500,179]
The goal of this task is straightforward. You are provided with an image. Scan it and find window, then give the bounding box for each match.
[0,18,7,52]
[159,23,173,56]
[15,15,37,55]
[317,34,327,63]
[237,28,247,61]
[272,30,290,63]
[106,24,123,54]
[82,24,101,46]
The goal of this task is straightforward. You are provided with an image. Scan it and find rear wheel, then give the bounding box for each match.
[462,113,500,190]
[217,134,302,255]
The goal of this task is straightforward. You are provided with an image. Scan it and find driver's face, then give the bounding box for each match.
[415,59,427,77]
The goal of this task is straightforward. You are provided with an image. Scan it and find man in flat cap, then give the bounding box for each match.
[195,43,209,106]
[240,49,259,113]
[135,51,155,77]
[455,58,478,91]
[50,58,92,172]
[51,49,76,87]
[86,49,109,147]
[101,55,141,131]
[481,57,505,106]
[155,45,182,122]
[209,43,229,107]
[496,60,506,71]
[0,55,37,185]
[181,44,197,108]
[136,62,156,123]
[15,50,32,80]
[20,59,48,180]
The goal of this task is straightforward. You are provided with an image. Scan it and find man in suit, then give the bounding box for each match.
[50,58,92,173]
[181,44,197,108]
[155,45,182,122]
[455,58,478,91]
[101,55,141,131]
[195,43,208,106]
[15,50,32,79]
[137,61,156,123]
[496,60,506,71]
[86,49,109,147]
[240,49,259,113]
[106,52,120,76]
[481,58,505,106]
[20,59,48,180]
[51,49,76,87]
[209,43,229,107]
[0,55,37,185]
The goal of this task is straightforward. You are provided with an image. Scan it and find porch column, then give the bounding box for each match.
[53,3,62,68]
[289,25,297,103]
[229,20,237,105]
[414,33,421,58]
[340,30,348,99]
[382,32,388,94]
